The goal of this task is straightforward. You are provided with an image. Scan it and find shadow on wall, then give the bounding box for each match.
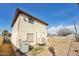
[48,46,56,56]
[11,42,25,55]
[11,42,34,56]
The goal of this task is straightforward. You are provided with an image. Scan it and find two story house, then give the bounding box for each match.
[11,8,48,51]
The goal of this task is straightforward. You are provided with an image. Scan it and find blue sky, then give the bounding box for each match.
[0,3,79,32]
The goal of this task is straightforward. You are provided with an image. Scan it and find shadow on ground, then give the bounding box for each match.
[48,46,55,56]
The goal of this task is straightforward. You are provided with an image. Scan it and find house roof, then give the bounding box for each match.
[11,8,48,27]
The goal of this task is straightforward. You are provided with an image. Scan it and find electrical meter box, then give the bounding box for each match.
[20,41,29,53]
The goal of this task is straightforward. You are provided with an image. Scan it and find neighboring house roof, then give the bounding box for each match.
[11,8,48,27]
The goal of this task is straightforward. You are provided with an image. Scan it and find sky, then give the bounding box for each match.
[0,3,79,33]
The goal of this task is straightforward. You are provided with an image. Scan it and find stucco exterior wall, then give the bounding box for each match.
[11,14,20,49]
[11,13,48,49]
[18,13,47,45]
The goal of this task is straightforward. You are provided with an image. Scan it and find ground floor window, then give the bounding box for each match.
[27,33,34,42]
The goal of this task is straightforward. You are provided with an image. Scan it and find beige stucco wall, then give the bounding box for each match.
[11,13,48,49]
[18,14,47,44]
[11,14,20,49]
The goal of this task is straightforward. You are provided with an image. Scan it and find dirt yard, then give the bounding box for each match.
[28,36,79,56]
[0,36,79,56]
[37,36,72,56]
[47,37,72,56]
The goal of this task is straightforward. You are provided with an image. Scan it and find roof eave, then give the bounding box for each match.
[11,8,48,27]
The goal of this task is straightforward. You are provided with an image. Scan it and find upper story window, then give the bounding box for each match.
[29,19,34,24]
[28,17,34,24]
[23,18,27,22]
[43,32,45,34]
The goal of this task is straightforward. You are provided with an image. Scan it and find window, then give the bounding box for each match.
[29,20,34,24]
[23,18,27,22]
[43,32,45,34]
[28,17,34,24]
[27,33,34,42]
